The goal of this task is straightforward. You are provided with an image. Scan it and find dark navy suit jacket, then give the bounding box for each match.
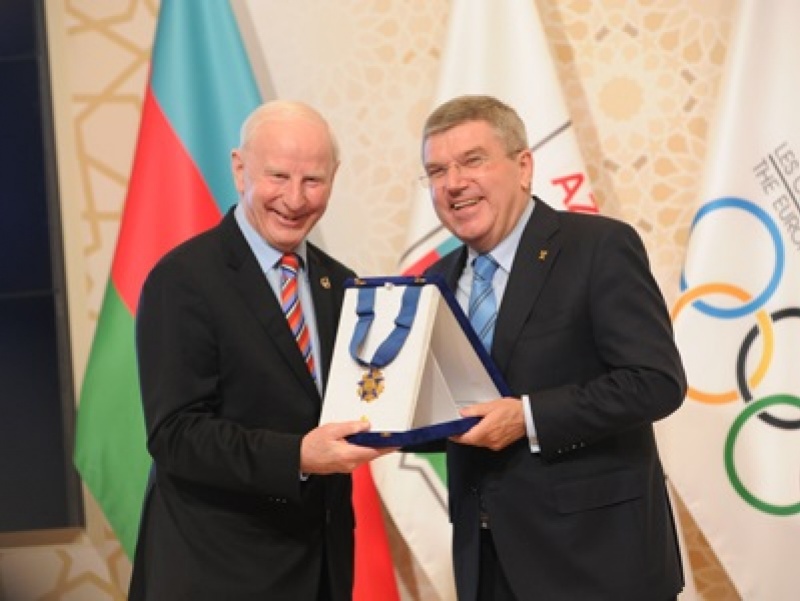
[427,199,686,601]
[129,209,355,601]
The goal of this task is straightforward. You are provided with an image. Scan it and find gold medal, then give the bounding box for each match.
[350,283,422,405]
[357,366,385,403]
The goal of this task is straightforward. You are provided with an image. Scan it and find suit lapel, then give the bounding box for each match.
[436,245,469,290]
[305,245,339,390]
[218,211,320,399]
[493,200,561,374]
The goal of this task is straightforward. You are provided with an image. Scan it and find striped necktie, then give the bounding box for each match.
[468,254,500,352]
[279,253,316,380]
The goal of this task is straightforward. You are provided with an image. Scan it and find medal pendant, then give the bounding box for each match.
[357,367,385,403]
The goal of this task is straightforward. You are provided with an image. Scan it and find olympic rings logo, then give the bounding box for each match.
[672,197,800,516]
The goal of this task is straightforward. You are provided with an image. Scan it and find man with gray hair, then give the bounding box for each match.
[421,94,686,600]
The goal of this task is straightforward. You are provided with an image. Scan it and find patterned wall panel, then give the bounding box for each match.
[229,0,451,276]
[0,1,740,599]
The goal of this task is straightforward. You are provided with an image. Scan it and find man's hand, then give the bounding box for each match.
[451,397,526,451]
[301,420,396,475]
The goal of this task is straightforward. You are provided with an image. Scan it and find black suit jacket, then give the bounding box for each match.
[427,200,686,601]
[129,209,356,601]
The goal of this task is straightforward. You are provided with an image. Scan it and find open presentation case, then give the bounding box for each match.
[319,275,509,447]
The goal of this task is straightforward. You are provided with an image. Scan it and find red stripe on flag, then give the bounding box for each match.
[353,464,400,601]
[403,249,443,276]
[111,87,221,314]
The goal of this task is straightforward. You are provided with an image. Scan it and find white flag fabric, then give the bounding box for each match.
[380,1,597,598]
[398,0,596,276]
[660,1,800,599]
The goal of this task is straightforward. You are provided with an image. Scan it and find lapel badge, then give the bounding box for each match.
[320,276,331,289]
[538,250,548,261]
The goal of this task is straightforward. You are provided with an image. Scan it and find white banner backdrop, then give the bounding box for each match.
[660,1,800,599]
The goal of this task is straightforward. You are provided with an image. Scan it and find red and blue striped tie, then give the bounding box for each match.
[280,253,316,381]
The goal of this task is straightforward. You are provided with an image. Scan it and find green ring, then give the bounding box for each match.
[724,394,800,516]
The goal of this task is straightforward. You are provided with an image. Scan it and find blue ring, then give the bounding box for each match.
[680,197,784,319]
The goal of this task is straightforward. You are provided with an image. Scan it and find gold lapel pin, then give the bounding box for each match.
[538,250,548,261]
[320,276,331,289]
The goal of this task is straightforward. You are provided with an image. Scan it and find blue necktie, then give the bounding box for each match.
[468,254,499,351]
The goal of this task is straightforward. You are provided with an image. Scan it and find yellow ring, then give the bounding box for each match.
[671,282,774,404]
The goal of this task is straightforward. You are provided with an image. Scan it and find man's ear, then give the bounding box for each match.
[231,149,245,193]
[518,148,534,191]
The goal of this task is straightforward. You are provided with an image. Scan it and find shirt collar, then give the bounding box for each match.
[467,198,535,274]
[234,203,309,272]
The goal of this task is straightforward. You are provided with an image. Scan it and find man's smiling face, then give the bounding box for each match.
[423,119,532,253]
[232,115,338,252]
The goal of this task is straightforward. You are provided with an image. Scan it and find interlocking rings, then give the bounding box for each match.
[736,308,800,429]
[671,283,774,404]
[674,196,799,515]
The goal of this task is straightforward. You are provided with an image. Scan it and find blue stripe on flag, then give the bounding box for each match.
[150,0,261,212]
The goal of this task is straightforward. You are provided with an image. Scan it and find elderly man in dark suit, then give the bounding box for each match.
[420,94,687,601]
[129,100,392,601]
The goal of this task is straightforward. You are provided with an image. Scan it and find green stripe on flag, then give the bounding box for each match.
[74,282,150,558]
[417,452,447,485]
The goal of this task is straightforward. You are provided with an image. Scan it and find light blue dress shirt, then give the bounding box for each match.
[455,200,540,453]
[234,204,323,394]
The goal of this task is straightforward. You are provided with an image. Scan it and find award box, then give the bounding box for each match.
[319,275,509,447]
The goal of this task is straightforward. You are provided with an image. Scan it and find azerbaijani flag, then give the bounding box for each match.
[74,3,399,597]
[377,1,598,597]
[73,0,261,558]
